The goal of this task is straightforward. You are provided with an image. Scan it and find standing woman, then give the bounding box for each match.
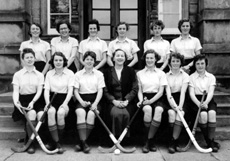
[79,19,107,71]
[104,49,138,139]
[12,48,44,154]
[19,23,51,75]
[74,51,105,153]
[165,52,189,154]
[144,20,170,72]
[189,54,220,152]
[170,19,202,74]
[51,20,79,73]
[136,49,167,153]
[44,52,75,154]
[107,22,140,67]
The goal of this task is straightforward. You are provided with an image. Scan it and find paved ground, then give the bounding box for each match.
[1,139,230,161]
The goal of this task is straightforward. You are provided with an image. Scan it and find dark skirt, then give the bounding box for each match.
[156,62,170,73]
[12,93,44,122]
[76,93,101,112]
[143,93,167,110]
[34,61,46,73]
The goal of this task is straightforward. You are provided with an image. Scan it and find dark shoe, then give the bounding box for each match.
[168,138,176,154]
[27,144,35,154]
[82,141,90,153]
[56,143,65,154]
[209,139,219,153]
[149,139,157,152]
[142,141,149,153]
[75,143,83,152]
[45,143,54,150]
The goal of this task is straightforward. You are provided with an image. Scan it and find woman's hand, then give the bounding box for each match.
[200,101,208,110]
[143,99,152,105]
[90,103,97,111]
[120,100,128,108]
[15,101,23,114]
[27,101,34,110]
[80,100,90,108]
[60,103,69,111]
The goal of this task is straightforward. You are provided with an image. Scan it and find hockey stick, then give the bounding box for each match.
[93,109,136,153]
[11,93,58,154]
[170,94,212,153]
[176,91,206,152]
[98,101,145,153]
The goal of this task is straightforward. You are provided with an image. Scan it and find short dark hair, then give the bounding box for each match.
[150,20,165,30]
[49,52,68,68]
[193,54,208,68]
[56,20,72,33]
[88,19,100,31]
[28,23,43,37]
[142,49,161,65]
[112,49,128,66]
[21,48,35,59]
[83,51,97,62]
[115,22,130,32]
[168,52,185,67]
[178,19,193,33]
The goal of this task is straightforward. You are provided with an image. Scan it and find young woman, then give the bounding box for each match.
[104,49,138,139]
[19,23,51,75]
[44,52,75,154]
[107,22,140,67]
[189,54,220,152]
[74,51,105,153]
[144,20,170,72]
[170,19,202,74]
[165,52,189,154]
[136,49,167,153]
[12,48,44,154]
[79,19,107,71]
[51,20,79,73]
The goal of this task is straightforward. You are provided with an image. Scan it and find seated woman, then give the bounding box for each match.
[74,51,105,153]
[165,52,189,154]
[104,49,138,140]
[188,54,220,152]
[12,48,44,154]
[44,52,75,154]
[136,49,167,153]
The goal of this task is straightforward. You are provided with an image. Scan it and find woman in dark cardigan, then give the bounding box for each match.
[104,49,138,139]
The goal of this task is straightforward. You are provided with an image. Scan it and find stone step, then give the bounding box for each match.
[0,103,14,115]
[217,103,230,115]
[0,92,12,103]
[214,91,230,104]
[216,115,230,127]
[0,116,24,127]
[0,127,24,140]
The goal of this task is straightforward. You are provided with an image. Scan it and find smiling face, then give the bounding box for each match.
[88,24,98,37]
[53,55,64,69]
[145,53,156,68]
[59,23,70,37]
[170,56,181,70]
[23,53,35,67]
[30,24,41,38]
[153,25,162,37]
[117,24,127,37]
[113,50,126,66]
[84,55,95,69]
[180,22,190,35]
[195,59,206,73]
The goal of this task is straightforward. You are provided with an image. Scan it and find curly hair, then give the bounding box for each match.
[49,52,68,68]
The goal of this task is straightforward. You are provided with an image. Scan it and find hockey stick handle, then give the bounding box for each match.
[170,97,212,153]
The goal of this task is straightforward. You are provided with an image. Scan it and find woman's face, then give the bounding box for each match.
[180,22,190,35]
[30,24,41,38]
[88,24,98,37]
[113,50,126,66]
[153,25,162,37]
[84,55,95,69]
[117,24,127,37]
[53,55,64,69]
[23,53,35,67]
[170,56,181,70]
[195,59,206,73]
[145,53,156,68]
[59,23,70,37]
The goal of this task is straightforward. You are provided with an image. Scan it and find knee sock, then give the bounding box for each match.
[26,120,37,139]
[58,124,65,140]
[199,123,209,144]
[86,123,94,140]
[173,120,183,140]
[49,124,59,142]
[148,120,160,139]
[77,123,87,141]
[169,123,174,137]
[208,122,216,140]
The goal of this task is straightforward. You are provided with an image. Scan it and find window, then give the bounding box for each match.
[158,0,182,35]
[47,0,72,34]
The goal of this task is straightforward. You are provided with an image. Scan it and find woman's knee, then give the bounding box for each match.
[155,106,164,115]
[27,110,36,120]
[208,110,216,122]
[168,109,176,122]
[57,108,66,119]
[199,111,208,123]
[87,110,96,123]
[48,106,56,117]
[75,108,86,119]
